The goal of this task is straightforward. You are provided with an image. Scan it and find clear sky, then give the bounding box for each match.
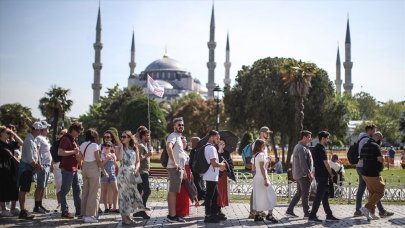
[0,0,404,118]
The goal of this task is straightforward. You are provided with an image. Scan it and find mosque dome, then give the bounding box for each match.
[145,53,187,72]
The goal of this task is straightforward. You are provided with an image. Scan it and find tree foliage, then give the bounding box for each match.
[38,85,73,143]
[353,100,405,145]
[170,97,226,138]
[79,85,167,140]
[354,92,378,120]
[0,103,36,138]
[224,57,347,166]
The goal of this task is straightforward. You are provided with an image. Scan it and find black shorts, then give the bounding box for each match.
[19,170,33,193]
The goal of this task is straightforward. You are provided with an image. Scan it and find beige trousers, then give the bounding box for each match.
[81,161,100,217]
[363,176,385,214]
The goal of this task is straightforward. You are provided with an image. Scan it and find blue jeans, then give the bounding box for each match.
[60,170,81,214]
[355,167,384,212]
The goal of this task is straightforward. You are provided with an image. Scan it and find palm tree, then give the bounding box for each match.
[281,59,317,166]
[38,86,73,143]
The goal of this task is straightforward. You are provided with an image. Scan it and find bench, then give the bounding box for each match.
[149,167,168,178]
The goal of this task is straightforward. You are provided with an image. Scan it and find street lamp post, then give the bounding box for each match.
[213,85,222,131]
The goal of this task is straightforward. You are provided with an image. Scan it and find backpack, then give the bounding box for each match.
[160,136,177,168]
[347,135,368,165]
[241,143,253,165]
[191,143,212,175]
[50,139,62,163]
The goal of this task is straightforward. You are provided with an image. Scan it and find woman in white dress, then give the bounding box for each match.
[251,139,278,223]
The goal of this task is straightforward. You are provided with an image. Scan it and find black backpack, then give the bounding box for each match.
[347,136,368,165]
[191,143,212,175]
[160,136,178,168]
[50,139,62,163]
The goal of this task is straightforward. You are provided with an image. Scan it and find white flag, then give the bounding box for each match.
[147,74,164,98]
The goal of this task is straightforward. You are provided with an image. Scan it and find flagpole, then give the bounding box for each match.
[148,90,151,131]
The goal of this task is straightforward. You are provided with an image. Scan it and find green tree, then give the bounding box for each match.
[339,93,360,120]
[354,92,378,119]
[224,57,347,166]
[281,59,318,166]
[38,86,73,143]
[353,100,405,145]
[0,103,36,138]
[170,98,225,138]
[400,110,405,142]
[80,85,167,140]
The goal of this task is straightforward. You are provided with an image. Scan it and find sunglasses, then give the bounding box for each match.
[121,135,128,138]
[104,135,111,138]
[177,124,184,127]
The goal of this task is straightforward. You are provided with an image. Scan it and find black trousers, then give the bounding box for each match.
[205,180,219,216]
[137,173,151,207]
[309,176,333,217]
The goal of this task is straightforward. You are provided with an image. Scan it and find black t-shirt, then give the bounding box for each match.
[312,143,329,178]
[0,140,19,172]
[360,139,383,177]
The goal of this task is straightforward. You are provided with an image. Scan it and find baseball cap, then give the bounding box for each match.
[260,126,273,134]
[32,122,43,130]
[40,120,51,129]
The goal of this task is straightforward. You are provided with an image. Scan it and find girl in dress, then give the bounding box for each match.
[251,139,278,223]
[100,141,118,213]
[117,130,146,225]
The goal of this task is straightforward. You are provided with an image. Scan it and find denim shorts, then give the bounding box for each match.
[36,165,50,188]
[101,174,116,184]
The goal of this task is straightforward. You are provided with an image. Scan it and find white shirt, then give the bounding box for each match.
[80,141,100,162]
[203,144,219,182]
[35,135,52,165]
[166,132,185,168]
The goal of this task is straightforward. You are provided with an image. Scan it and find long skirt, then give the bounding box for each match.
[217,171,229,207]
[176,165,191,217]
[252,175,277,211]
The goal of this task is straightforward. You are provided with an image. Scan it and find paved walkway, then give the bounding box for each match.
[0,199,404,227]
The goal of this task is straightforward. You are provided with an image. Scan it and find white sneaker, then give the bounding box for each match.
[370,213,380,220]
[360,207,371,220]
[1,210,14,217]
[10,208,20,216]
[84,216,98,223]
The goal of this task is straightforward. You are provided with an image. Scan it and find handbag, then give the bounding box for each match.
[131,174,143,184]
[183,178,198,203]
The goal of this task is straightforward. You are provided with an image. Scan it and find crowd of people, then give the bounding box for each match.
[0,119,397,225]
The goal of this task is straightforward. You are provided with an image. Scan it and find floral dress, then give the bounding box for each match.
[118,147,145,216]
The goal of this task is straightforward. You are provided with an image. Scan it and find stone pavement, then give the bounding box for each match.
[0,199,404,227]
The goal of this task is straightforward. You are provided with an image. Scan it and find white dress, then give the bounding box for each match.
[252,152,277,211]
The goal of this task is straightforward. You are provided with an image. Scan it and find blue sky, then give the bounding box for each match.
[0,0,404,118]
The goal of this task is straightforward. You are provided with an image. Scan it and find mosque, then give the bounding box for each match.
[91,4,352,104]
[91,4,231,104]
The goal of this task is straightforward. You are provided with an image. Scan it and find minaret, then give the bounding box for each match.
[224,33,231,87]
[92,6,103,104]
[129,31,136,77]
[343,17,353,94]
[335,45,342,94]
[206,4,216,98]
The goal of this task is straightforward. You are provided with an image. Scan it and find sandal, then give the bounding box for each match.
[254,214,264,222]
[266,214,278,223]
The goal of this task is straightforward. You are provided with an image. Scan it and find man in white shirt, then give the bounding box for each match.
[33,121,52,214]
[203,130,226,223]
[166,117,187,223]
